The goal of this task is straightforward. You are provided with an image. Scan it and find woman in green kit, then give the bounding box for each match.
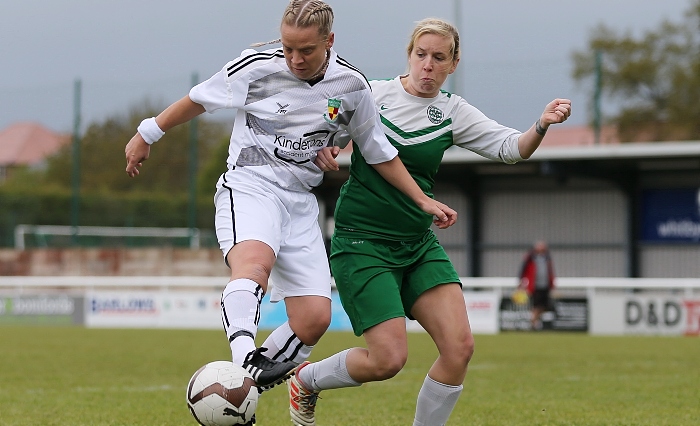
[286,17,572,426]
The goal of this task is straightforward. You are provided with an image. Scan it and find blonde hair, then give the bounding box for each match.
[406,18,460,63]
[252,0,334,47]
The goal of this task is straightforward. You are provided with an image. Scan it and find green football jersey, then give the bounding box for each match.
[334,76,523,241]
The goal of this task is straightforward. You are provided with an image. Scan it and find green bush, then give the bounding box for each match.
[0,187,216,247]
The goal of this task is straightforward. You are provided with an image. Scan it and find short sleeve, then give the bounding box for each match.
[345,87,397,164]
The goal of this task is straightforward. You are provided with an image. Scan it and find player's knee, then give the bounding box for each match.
[462,333,475,364]
[289,311,330,346]
[227,247,274,285]
[454,333,475,367]
[296,320,329,346]
[442,332,474,369]
[372,352,407,381]
[229,263,272,286]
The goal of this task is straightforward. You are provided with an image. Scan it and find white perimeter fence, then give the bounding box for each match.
[1,277,699,336]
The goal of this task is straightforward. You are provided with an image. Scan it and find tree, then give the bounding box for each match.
[572,0,700,142]
[0,99,235,242]
[39,100,229,194]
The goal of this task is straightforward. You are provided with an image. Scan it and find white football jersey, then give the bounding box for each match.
[190,48,397,192]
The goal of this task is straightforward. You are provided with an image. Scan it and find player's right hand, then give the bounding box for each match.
[420,199,458,229]
[125,133,151,177]
[314,146,340,171]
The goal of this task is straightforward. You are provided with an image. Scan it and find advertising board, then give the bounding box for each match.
[590,293,700,336]
[0,295,84,325]
[641,188,700,242]
[500,296,588,332]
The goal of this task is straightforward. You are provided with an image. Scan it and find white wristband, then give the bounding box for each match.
[137,117,165,145]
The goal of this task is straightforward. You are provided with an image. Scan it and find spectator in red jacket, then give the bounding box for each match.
[518,240,555,330]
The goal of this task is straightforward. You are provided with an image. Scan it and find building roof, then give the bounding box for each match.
[441,140,700,164]
[539,124,619,147]
[336,124,700,166]
[0,122,70,167]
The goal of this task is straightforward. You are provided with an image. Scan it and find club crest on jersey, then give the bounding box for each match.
[324,98,341,123]
[427,105,444,124]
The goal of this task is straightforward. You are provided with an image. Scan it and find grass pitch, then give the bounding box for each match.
[0,326,698,425]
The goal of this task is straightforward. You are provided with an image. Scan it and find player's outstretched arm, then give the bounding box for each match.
[518,98,572,159]
[125,96,206,177]
[370,157,457,229]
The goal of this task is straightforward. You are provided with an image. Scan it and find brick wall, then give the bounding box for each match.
[0,248,229,277]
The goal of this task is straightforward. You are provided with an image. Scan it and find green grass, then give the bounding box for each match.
[0,327,698,425]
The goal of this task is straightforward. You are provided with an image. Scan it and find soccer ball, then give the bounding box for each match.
[186,361,258,426]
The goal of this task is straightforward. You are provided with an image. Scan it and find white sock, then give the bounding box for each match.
[413,375,463,426]
[298,349,361,392]
[261,321,313,365]
[221,278,264,365]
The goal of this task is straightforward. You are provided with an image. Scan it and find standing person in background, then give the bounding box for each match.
[124,0,456,412]
[289,17,572,426]
[518,240,556,330]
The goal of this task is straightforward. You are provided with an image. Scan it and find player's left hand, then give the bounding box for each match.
[540,98,572,126]
[314,146,340,171]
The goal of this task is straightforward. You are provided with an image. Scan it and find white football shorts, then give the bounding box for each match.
[214,168,332,302]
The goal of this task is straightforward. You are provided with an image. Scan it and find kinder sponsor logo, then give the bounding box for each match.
[90,297,157,314]
[272,133,330,164]
[2,296,75,315]
[273,135,326,151]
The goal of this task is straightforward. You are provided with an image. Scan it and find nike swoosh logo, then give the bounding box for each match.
[380,105,388,110]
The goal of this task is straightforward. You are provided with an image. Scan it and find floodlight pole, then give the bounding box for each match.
[188,72,199,247]
[451,0,463,96]
[593,49,602,145]
[70,79,82,245]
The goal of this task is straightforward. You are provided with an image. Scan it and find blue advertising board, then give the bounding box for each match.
[641,188,700,242]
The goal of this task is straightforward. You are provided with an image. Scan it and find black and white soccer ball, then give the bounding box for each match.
[186,361,258,426]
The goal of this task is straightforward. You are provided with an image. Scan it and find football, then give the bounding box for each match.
[186,361,258,426]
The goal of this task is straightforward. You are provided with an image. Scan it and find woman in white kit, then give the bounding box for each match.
[124,0,456,393]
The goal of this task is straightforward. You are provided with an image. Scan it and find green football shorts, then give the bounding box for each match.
[330,230,461,336]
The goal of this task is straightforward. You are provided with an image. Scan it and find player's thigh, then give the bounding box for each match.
[363,317,409,372]
[268,190,331,302]
[214,170,285,262]
[330,236,406,337]
[410,283,472,351]
[400,234,461,318]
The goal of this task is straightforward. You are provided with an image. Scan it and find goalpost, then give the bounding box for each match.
[14,224,202,250]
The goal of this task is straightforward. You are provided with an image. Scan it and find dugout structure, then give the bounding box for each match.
[315,141,700,279]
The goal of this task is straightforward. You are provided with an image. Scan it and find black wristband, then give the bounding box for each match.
[535,119,547,136]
